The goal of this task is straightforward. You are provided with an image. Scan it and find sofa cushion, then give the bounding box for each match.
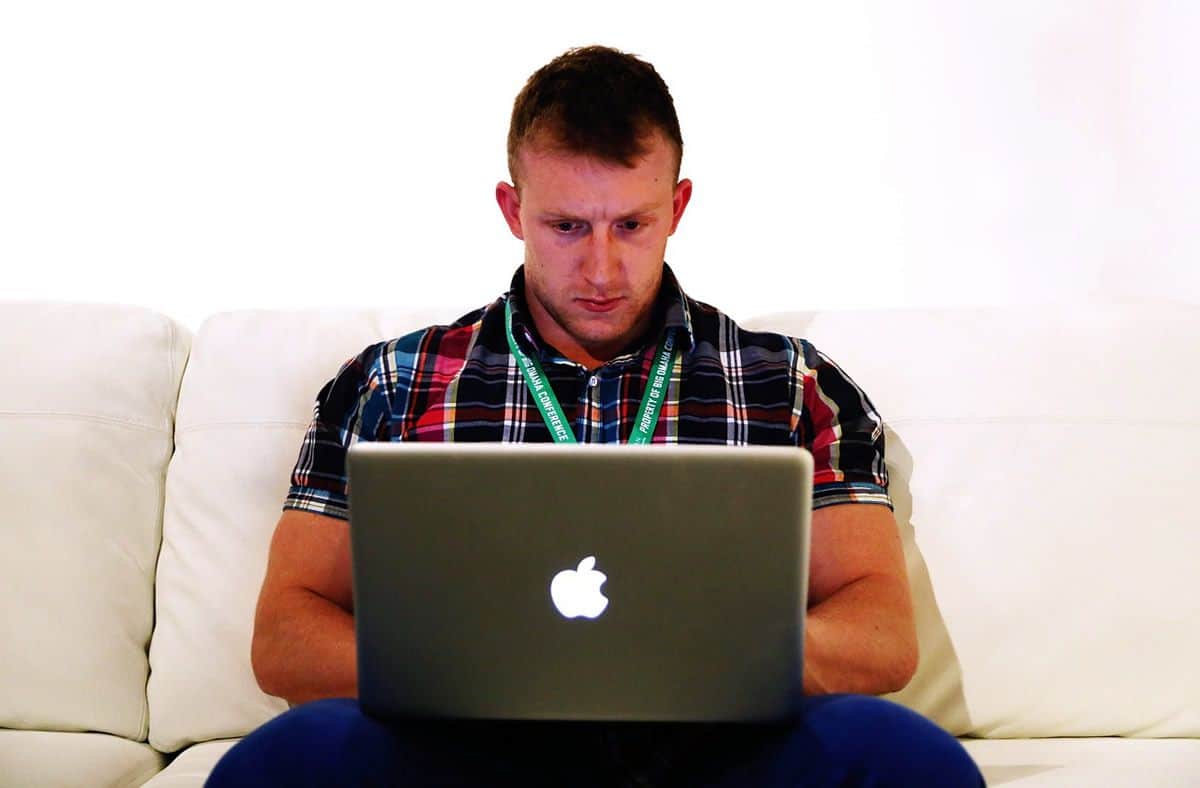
[140,739,240,787]
[0,303,189,741]
[0,726,166,787]
[746,304,1200,738]
[147,307,451,751]
[962,737,1200,786]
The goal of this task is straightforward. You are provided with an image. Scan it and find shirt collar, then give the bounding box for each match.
[504,263,696,368]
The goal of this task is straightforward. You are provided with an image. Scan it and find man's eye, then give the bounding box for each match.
[620,220,641,231]
[553,221,580,233]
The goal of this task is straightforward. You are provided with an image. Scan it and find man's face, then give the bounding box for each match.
[496,131,692,368]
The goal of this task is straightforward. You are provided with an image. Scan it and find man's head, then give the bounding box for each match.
[496,45,693,369]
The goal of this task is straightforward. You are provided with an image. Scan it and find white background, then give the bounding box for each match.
[2,1,1196,331]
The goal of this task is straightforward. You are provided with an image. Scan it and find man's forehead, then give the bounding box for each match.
[521,175,673,220]
[515,141,677,213]
[518,146,670,177]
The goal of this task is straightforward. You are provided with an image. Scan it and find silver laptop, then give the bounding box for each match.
[346,442,813,723]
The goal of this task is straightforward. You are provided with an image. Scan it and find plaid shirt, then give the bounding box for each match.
[284,265,891,520]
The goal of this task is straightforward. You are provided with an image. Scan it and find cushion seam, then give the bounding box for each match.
[0,411,167,433]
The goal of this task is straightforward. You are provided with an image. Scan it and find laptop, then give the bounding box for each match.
[346,442,813,723]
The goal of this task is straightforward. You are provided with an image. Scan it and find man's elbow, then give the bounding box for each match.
[250,639,275,698]
[881,575,920,694]
[882,627,919,694]
[250,605,285,698]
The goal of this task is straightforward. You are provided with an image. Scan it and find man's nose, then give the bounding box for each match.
[580,226,620,286]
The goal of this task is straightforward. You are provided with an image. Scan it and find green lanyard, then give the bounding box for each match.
[504,298,677,444]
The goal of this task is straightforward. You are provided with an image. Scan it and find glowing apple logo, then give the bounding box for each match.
[549,556,609,619]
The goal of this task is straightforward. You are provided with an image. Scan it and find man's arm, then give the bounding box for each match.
[802,502,918,696]
[251,509,357,705]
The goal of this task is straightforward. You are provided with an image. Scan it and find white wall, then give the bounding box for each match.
[2,1,1195,331]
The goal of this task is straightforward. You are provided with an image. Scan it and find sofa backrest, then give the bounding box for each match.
[747,304,1200,738]
[0,302,189,741]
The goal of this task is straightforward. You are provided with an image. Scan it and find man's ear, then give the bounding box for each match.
[668,178,693,235]
[495,182,524,241]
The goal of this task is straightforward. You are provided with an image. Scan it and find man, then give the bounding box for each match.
[209,46,983,786]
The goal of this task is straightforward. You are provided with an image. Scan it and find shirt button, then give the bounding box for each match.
[588,375,600,388]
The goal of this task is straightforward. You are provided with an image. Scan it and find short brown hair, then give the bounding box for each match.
[507,45,684,187]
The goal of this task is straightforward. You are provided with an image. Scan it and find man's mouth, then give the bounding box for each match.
[577,297,622,313]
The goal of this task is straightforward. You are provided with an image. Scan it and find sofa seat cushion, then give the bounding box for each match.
[140,739,239,787]
[962,737,1200,786]
[0,729,165,788]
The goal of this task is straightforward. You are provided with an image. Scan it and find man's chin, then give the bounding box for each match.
[554,300,654,360]
[570,324,641,359]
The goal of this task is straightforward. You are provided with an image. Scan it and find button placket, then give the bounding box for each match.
[580,370,604,443]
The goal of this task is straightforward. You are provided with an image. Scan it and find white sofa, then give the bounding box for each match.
[2,298,1198,787]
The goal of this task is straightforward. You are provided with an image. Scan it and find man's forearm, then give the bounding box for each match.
[802,573,918,696]
[251,588,358,706]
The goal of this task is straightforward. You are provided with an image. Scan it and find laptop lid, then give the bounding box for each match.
[347,442,813,723]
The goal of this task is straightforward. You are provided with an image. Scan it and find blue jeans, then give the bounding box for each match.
[207,695,984,787]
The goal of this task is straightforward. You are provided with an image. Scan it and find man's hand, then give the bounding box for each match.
[802,503,918,696]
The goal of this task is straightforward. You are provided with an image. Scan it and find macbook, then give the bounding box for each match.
[346,442,813,723]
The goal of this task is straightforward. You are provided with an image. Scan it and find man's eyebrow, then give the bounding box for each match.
[539,202,663,219]
[617,202,662,217]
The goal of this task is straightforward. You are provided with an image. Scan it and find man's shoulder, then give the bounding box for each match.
[344,297,505,386]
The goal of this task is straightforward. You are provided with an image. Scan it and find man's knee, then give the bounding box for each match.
[205,698,416,787]
[799,694,983,787]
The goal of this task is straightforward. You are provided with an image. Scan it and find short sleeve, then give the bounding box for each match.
[283,342,391,521]
[791,340,893,511]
